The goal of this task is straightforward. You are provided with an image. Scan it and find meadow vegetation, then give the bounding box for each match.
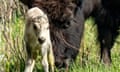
[0,0,120,72]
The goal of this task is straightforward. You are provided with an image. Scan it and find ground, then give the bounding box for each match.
[0,16,120,72]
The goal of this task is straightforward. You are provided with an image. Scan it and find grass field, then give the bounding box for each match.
[0,16,120,72]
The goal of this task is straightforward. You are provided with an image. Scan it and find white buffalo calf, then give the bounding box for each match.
[24,7,54,72]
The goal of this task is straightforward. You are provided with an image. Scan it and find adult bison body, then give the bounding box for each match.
[80,0,120,65]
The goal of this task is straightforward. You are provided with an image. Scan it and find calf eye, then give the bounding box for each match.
[33,24,37,30]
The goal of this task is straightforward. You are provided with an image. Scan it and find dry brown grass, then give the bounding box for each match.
[0,0,26,72]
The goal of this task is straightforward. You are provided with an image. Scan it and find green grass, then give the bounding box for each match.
[0,16,120,72]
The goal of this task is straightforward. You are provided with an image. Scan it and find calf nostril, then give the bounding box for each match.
[38,37,45,44]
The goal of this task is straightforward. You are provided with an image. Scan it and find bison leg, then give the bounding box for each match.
[42,53,49,72]
[41,43,50,72]
[24,43,36,72]
[99,31,112,65]
[48,43,54,72]
[98,25,118,66]
[93,9,115,65]
[24,59,35,72]
[97,24,113,66]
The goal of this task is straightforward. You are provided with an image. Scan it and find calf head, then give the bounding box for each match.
[25,7,50,44]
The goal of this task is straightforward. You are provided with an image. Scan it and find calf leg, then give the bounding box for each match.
[42,53,49,72]
[24,58,35,72]
[24,43,36,72]
[41,43,49,72]
[48,44,54,72]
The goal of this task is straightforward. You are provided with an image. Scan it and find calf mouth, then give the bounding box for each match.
[38,37,45,44]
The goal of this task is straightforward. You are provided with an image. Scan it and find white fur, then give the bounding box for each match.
[24,7,54,72]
